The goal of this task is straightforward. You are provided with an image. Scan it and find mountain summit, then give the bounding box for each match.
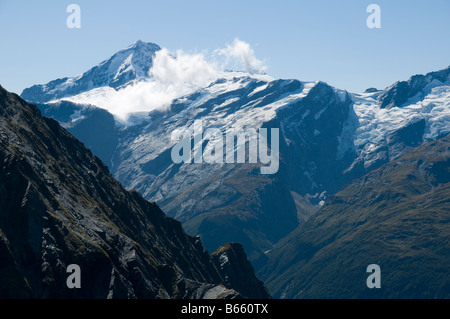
[21,41,161,103]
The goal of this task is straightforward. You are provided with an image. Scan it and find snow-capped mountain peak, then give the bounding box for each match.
[21,41,161,103]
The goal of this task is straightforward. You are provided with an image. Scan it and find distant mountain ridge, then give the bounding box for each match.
[378,66,450,109]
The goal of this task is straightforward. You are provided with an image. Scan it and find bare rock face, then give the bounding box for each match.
[0,85,269,299]
[212,243,271,299]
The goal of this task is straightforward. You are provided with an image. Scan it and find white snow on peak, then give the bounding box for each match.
[346,83,450,165]
[59,71,275,121]
[109,52,134,79]
[219,253,229,268]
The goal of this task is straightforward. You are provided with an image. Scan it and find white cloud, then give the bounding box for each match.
[62,39,268,121]
[216,38,267,75]
[149,48,219,98]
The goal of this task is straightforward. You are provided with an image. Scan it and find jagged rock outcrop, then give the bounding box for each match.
[212,243,271,299]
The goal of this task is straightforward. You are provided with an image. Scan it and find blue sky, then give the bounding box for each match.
[0,0,449,94]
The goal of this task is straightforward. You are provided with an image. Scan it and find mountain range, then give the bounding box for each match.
[18,41,450,298]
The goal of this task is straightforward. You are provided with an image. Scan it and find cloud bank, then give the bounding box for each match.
[64,39,268,121]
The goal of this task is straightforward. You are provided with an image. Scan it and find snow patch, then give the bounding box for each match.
[219,253,229,268]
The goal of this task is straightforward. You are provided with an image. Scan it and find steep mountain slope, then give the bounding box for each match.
[0,85,270,299]
[259,136,450,299]
[21,40,160,103]
[212,243,271,299]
